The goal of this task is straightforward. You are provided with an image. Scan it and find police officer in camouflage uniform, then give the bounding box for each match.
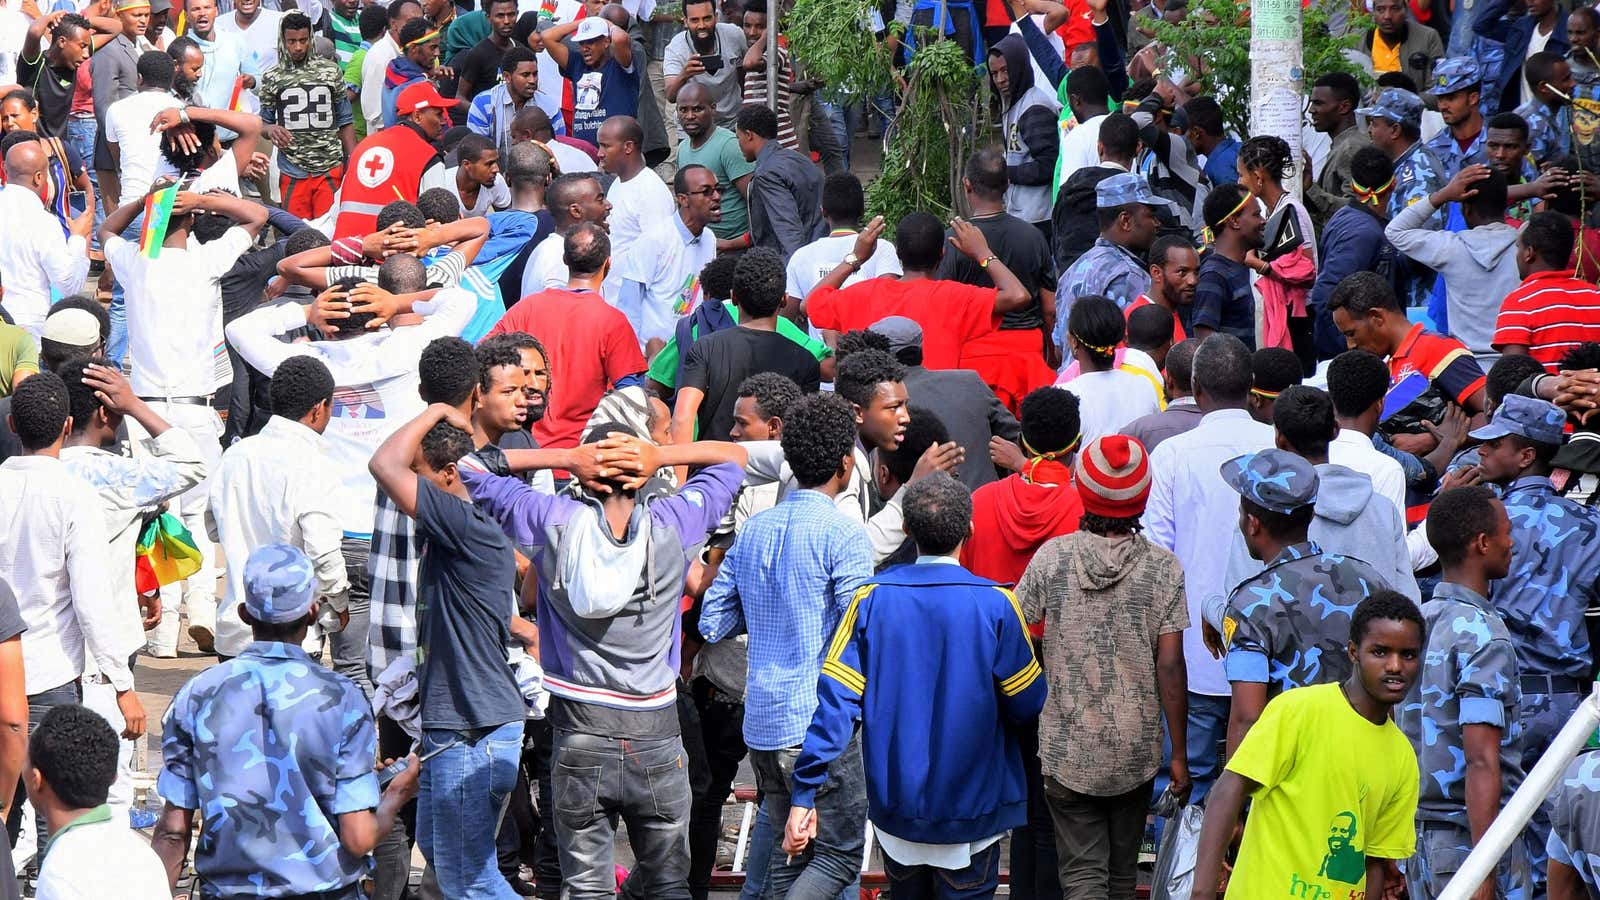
[1547,745,1600,897]
[1399,484,1529,900]
[1473,394,1600,899]
[152,544,419,900]
[1358,87,1446,307]
[1216,449,1392,754]
[1426,59,1493,179]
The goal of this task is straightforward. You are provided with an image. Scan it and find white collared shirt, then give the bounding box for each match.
[104,226,252,398]
[614,212,717,344]
[1329,428,1406,519]
[1142,407,1276,696]
[0,184,90,336]
[208,416,350,656]
[360,34,401,134]
[0,456,142,694]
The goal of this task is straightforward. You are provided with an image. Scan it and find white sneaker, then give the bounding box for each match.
[145,644,177,659]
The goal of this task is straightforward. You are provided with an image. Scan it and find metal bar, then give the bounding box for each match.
[1437,683,1600,900]
[765,0,777,111]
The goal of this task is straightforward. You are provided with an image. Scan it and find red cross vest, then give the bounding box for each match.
[332,124,439,240]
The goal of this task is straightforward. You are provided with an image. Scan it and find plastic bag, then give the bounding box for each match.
[1150,794,1205,900]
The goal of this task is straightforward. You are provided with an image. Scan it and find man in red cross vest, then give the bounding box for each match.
[331,82,454,240]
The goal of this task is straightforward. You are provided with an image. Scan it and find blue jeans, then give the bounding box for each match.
[738,803,857,900]
[1152,692,1229,842]
[107,214,141,366]
[417,721,524,899]
[882,840,1002,900]
[62,116,103,250]
[748,737,867,900]
[553,730,692,900]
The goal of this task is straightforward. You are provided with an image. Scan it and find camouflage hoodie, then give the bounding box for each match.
[258,17,349,176]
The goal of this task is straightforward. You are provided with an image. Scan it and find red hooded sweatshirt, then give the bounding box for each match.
[961,460,1083,635]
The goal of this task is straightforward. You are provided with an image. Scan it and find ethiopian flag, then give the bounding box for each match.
[139,185,178,259]
[133,512,203,595]
[227,75,247,111]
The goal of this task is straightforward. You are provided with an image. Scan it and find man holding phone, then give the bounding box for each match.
[663,0,746,130]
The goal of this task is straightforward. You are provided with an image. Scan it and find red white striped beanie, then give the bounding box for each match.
[1075,434,1152,518]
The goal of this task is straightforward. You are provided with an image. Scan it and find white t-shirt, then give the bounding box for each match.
[104,91,185,205]
[35,812,170,900]
[1060,368,1162,444]
[606,167,675,258]
[1055,113,1107,191]
[1523,25,1554,107]
[218,8,285,80]
[785,231,903,340]
[0,3,27,85]
[549,139,598,174]
[614,214,716,343]
[445,167,512,216]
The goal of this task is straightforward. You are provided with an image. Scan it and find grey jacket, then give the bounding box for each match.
[903,366,1021,491]
[1385,194,1522,354]
[91,35,139,171]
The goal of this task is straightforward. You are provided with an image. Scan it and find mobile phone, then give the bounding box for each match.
[377,737,461,788]
[68,190,88,218]
[699,52,724,75]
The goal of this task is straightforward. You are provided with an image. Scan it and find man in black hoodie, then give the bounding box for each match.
[989,34,1060,240]
[1053,111,1138,270]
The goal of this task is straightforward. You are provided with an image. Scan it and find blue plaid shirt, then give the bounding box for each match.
[700,489,873,750]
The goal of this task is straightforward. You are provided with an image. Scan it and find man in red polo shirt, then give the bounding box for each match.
[485,221,647,449]
[1494,211,1600,368]
[803,213,1030,370]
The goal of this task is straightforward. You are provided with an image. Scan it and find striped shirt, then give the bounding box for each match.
[1492,269,1600,368]
[741,44,798,151]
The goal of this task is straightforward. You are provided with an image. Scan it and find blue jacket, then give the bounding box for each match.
[1474,0,1569,113]
[790,560,1046,844]
[1311,203,1402,359]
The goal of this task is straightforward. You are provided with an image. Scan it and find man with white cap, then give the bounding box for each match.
[153,543,418,900]
[0,303,103,470]
[538,14,639,146]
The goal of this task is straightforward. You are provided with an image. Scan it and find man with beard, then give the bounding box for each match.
[260,12,355,220]
[466,45,545,158]
[614,162,721,353]
[1425,58,1490,180]
[167,36,204,102]
[663,0,746,130]
[1362,0,1442,92]
[1126,235,1197,344]
[675,82,753,251]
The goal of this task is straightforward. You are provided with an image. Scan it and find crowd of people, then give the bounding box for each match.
[0,0,1599,896]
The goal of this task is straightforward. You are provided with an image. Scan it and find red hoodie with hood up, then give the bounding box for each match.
[961,459,1083,636]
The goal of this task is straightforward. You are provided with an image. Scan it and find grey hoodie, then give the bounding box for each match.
[1385,195,1522,355]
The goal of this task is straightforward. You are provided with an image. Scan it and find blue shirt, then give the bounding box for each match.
[700,489,873,750]
[1191,251,1255,348]
[1490,475,1600,680]
[1054,236,1150,355]
[1204,137,1240,186]
[563,51,640,145]
[158,641,381,897]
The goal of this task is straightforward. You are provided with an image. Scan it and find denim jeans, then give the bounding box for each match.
[882,840,1003,900]
[1152,692,1228,844]
[417,721,524,899]
[63,116,103,251]
[553,730,692,900]
[738,803,857,900]
[748,736,867,900]
[106,214,142,367]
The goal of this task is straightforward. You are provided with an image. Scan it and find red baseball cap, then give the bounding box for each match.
[396,82,460,116]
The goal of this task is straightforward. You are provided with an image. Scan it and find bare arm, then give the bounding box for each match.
[540,20,577,69]
[369,403,473,518]
[1156,631,1189,800]
[610,24,634,69]
[1225,680,1268,759]
[670,386,705,448]
[0,637,25,820]
[152,804,196,889]
[1189,770,1256,900]
[190,189,270,238]
[335,759,419,856]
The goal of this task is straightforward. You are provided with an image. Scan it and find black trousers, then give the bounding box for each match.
[686,678,748,900]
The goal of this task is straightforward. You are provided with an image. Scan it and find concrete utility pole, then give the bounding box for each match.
[766,0,777,110]
[1249,0,1304,204]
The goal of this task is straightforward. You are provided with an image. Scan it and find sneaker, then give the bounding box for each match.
[146,645,177,659]
[129,807,159,829]
[188,624,215,654]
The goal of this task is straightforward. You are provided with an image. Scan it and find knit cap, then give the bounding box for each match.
[1074,434,1151,518]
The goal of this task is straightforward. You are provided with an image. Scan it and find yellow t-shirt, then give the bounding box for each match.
[1371,32,1401,73]
[1225,683,1419,900]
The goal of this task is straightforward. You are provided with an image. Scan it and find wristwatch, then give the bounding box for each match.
[843,252,862,270]
[978,254,999,269]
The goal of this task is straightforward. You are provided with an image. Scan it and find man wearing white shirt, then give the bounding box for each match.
[1325,349,1409,518]
[215,0,284,90]
[100,187,268,656]
[208,356,348,660]
[521,170,612,299]
[0,373,146,859]
[1140,333,1273,808]
[0,143,93,337]
[103,51,185,206]
[614,162,719,349]
[600,114,674,261]
[784,172,902,332]
[359,0,419,134]
[1053,66,1112,192]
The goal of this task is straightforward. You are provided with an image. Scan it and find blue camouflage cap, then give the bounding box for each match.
[1355,87,1424,131]
[1431,57,1483,95]
[1468,394,1566,445]
[243,543,317,624]
[1220,449,1319,514]
[1096,172,1173,209]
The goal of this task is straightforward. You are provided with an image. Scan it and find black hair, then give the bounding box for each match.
[0,88,34,111]
[1081,511,1145,535]
[1326,270,1404,315]
[49,12,90,42]
[420,419,472,471]
[281,10,313,33]
[1098,113,1138,160]
[10,371,69,452]
[699,252,738,302]
[1065,64,1110,107]
[1325,349,1390,419]
[192,202,238,244]
[1166,338,1199,393]
[378,253,427,294]
[1375,71,1419,93]
[1127,303,1175,352]
[1149,233,1195,269]
[388,0,421,24]
[1486,353,1549,407]
[834,328,891,361]
[902,472,971,555]
[1067,295,1125,364]
[562,221,610,276]
[1313,71,1361,107]
[1242,495,1315,537]
[672,162,712,196]
[455,132,497,166]
[417,336,479,405]
[167,35,202,66]
[136,50,175,89]
[1546,153,1587,217]
[503,141,553,189]
[737,371,802,421]
[547,172,601,226]
[822,172,866,222]
[1558,341,1600,373]
[268,355,335,421]
[583,420,639,444]
[1349,145,1394,191]
[58,357,111,436]
[1202,182,1252,233]
[359,3,389,40]
[0,131,38,157]
[742,0,767,15]
[736,102,777,139]
[963,147,1008,201]
[284,226,330,258]
[1273,384,1336,457]
[397,15,434,46]
[1349,589,1424,644]
[1019,385,1080,456]
[1464,166,1509,222]
[1192,333,1252,404]
[779,393,859,488]
[29,705,117,810]
[501,43,537,74]
[376,200,426,231]
[1252,346,1303,394]
[1522,210,1575,269]
[834,349,905,408]
[731,247,785,318]
[160,119,214,174]
[894,211,946,271]
[684,0,716,13]
[475,334,525,391]
[1181,95,1224,136]
[1486,111,1530,142]
[1525,50,1567,92]
[1427,484,1502,566]
[325,275,378,335]
[416,187,460,225]
[879,405,949,485]
[1573,4,1600,27]
[1239,135,1293,182]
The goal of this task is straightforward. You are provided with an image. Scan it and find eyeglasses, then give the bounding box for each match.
[684,186,722,197]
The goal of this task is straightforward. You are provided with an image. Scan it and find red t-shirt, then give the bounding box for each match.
[806,277,1001,370]
[1055,0,1096,52]
[1388,322,1487,407]
[487,288,647,449]
[1570,226,1600,284]
[1493,269,1600,368]
[1125,294,1187,342]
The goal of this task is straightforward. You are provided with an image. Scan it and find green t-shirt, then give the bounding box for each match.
[647,301,830,388]
[344,49,368,141]
[0,324,39,398]
[676,127,756,242]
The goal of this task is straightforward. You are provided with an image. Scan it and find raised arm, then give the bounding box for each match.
[369,403,473,518]
[539,19,578,69]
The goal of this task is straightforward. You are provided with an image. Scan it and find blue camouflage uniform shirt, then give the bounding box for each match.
[1425,125,1488,180]
[1491,475,1600,681]
[159,641,381,897]
[1222,541,1389,697]
[1516,98,1573,165]
[1054,237,1151,352]
[1396,581,1525,828]
[1547,749,1600,897]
